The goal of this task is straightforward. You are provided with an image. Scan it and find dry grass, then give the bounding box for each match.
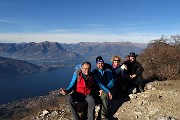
[0,91,68,120]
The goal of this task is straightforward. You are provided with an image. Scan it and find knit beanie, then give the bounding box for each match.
[96,56,104,63]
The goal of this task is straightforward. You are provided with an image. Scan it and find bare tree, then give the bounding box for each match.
[138,35,180,80]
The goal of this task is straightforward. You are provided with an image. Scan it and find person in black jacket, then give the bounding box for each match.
[123,52,144,93]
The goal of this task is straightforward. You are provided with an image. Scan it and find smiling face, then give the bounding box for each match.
[97,62,104,70]
[113,57,120,68]
[82,63,91,75]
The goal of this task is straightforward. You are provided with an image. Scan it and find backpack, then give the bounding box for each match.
[74,63,82,75]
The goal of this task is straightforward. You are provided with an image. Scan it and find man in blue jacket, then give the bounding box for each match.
[93,56,114,119]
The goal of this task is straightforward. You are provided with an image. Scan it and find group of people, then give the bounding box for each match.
[60,52,144,120]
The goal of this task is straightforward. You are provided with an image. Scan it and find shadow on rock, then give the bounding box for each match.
[109,95,130,119]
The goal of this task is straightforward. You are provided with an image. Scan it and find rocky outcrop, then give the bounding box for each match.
[114,80,180,120]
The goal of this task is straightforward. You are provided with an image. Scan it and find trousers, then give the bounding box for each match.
[67,92,95,120]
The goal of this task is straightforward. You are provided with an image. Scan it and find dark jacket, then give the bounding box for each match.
[92,67,114,90]
[123,60,144,80]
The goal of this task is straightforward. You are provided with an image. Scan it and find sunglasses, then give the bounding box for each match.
[114,60,120,62]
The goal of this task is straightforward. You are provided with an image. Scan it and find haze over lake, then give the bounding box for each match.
[0,67,74,105]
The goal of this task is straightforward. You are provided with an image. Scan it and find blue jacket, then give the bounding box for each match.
[92,68,114,91]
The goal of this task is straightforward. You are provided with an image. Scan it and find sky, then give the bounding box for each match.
[0,0,180,43]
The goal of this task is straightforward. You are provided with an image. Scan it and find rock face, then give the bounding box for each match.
[113,80,180,120]
[0,80,180,120]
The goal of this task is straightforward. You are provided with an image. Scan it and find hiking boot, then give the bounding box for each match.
[132,88,137,94]
[139,87,144,92]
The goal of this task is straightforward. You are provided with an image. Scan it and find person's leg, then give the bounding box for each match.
[100,91,109,119]
[136,75,144,92]
[67,94,80,120]
[67,93,86,120]
[111,80,118,98]
[85,94,95,120]
[126,79,137,94]
[124,79,136,94]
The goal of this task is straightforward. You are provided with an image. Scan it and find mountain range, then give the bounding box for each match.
[0,41,80,65]
[0,41,147,66]
[61,42,146,61]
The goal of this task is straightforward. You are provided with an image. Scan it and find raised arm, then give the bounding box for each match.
[64,72,78,94]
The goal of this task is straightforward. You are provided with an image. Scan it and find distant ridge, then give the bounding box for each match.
[0,41,80,65]
[0,56,42,74]
[61,41,147,61]
[0,41,147,65]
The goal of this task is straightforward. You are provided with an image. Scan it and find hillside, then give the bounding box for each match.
[113,80,180,120]
[0,56,42,75]
[0,80,179,120]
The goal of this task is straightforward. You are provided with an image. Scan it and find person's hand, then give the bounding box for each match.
[130,75,133,79]
[131,74,136,78]
[107,92,112,100]
[99,90,103,96]
[60,88,67,95]
[130,74,136,79]
[121,64,127,70]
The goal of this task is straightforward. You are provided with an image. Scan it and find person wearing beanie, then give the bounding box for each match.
[92,56,114,119]
[96,56,104,63]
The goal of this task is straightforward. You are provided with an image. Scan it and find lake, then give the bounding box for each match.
[0,67,74,105]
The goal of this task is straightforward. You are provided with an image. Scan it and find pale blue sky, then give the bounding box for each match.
[0,0,180,43]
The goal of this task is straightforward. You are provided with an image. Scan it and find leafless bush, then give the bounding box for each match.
[139,35,180,80]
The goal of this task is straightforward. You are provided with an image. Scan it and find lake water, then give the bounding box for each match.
[0,67,74,105]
